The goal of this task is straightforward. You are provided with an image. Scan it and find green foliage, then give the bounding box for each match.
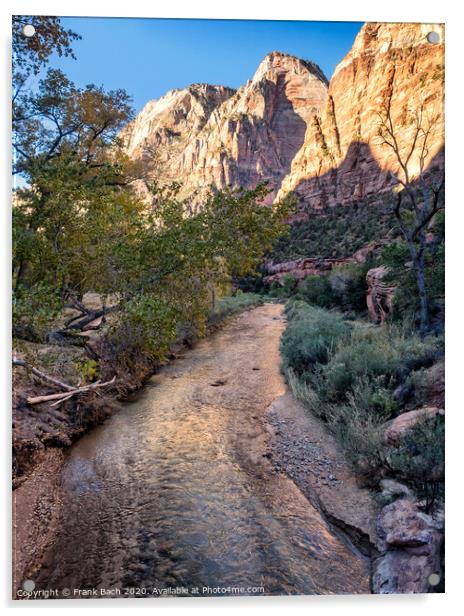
[12,16,80,91]
[281,300,444,496]
[12,282,62,341]
[75,359,99,383]
[328,383,391,482]
[381,218,445,327]
[264,262,369,314]
[295,275,334,307]
[212,292,264,319]
[387,415,445,513]
[328,262,370,312]
[267,274,298,299]
[280,300,351,375]
[270,197,400,262]
[106,295,178,373]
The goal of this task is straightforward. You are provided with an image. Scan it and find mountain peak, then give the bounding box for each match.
[252,51,328,86]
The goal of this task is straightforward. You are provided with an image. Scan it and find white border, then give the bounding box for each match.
[1,1,461,614]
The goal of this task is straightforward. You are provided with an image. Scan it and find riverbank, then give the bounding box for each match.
[14,304,372,598]
[12,293,265,487]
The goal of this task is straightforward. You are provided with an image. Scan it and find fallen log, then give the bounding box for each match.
[26,376,116,406]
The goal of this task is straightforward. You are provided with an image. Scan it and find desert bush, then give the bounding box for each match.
[281,301,351,376]
[387,415,445,513]
[281,298,444,490]
[267,274,298,299]
[322,338,400,401]
[212,292,264,318]
[295,275,333,307]
[329,262,370,312]
[328,387,391,484]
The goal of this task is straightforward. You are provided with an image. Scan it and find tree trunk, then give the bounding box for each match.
[413,252,430,338]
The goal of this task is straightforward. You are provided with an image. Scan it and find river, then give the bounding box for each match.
[33,303,370,598]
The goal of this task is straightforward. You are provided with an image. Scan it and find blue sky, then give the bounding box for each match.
[49,18,363,114]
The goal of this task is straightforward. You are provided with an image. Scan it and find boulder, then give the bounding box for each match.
[379,478,413,501]
[384,407,444,446]
[373,498,443,593]
[366,266,396,323]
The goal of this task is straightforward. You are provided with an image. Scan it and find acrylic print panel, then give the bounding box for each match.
[12,16,445,599]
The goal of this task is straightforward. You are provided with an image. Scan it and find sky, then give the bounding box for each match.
[48,18,363,114]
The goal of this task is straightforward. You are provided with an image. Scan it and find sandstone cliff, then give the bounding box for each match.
[277,22,445,208]
[123,23,444,211]
[121,83,236,186]
[123,52,329,202]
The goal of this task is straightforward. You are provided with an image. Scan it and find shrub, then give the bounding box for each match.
[267,274,298,299]
[387,415,445,513]
[75,358,99,383]
[281,301,351,376]
[322,338,400,401]
[281,298,444,492]
[327,393,390,484]
[329,262,370,312]
[295,275,333,307]
[212,292,263,318]
[13,282,62,342]
[105,295,178,373]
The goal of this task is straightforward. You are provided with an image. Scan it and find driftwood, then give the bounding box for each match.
[13,358,75,391]
[13,357,116,405]
[26,376,116,406]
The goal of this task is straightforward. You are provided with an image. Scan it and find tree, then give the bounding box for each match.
[12,17,151,339]
[12,16,293,363]
[377,101,444,336]
[13,16,80,108]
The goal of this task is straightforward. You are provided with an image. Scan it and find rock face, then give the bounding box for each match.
[123,52,328,203]
[123,23,443,214]
[121,83,236,186]
[373,498,443,593]
[263,243,376,285]
[277,22,444,208]
[366,266,396,323]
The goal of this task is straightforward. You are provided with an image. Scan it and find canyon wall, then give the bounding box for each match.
[123,23,444,210]
[277,22,445,208]
[123,52,329,203]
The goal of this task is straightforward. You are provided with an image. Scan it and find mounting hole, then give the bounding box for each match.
[428,573,440,586]
[22,24,36,37]
[426,31,440,44]
[22,579,35,592]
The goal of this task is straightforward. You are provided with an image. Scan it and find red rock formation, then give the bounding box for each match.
[121,83,236,187]
[366,266,396,323]
[123,24,444,214]
[373,498,443,594]
[123,52,328,203]
[263,256,355,285]
[277,23,444,208]
[263,243,377,285]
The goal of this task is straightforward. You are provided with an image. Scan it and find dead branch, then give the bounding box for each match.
[26,376,116,406]
[13,357,75,392]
